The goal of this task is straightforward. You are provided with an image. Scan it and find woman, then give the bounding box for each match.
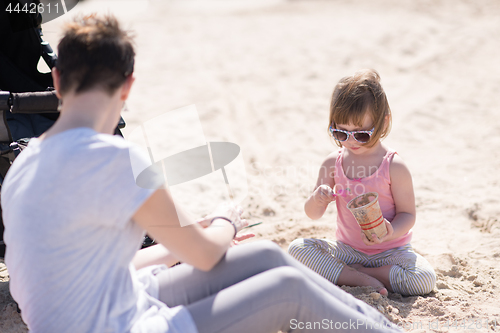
[2,14,402,333]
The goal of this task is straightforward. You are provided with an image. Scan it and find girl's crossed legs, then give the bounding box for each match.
[288,238,436,296]
[155,241,402,333]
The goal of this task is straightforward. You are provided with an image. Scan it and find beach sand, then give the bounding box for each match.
[1,0,500,331]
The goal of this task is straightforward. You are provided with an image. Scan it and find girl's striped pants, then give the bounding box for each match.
[288,238,436,296]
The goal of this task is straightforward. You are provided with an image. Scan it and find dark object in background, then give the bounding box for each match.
[142,235,156,249]
[0,2,131,258]
[0,1,55,258]
[0,0,54,92]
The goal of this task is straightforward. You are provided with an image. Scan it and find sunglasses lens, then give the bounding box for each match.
[332,130,348,141]
[353,133,371,143]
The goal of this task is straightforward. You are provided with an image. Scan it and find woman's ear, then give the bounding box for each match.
[51,68,63,99]
[120,75,135,101]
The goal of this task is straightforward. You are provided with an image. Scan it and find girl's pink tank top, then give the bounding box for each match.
[333,147,412,255]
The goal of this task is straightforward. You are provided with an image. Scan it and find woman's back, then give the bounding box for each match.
[2,128,175,332]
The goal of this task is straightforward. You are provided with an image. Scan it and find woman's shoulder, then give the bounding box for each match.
[60,131,143,172]
[91,131,131,149]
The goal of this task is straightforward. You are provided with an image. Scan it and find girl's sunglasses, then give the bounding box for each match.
[329,126,374,143]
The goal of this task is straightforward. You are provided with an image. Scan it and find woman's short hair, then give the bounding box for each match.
[328,69,392,148]
[56,13,135,96]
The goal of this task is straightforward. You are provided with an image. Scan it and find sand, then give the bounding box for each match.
[1,0,500,332]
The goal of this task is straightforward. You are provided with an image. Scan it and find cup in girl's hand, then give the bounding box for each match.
[347,192,387,241]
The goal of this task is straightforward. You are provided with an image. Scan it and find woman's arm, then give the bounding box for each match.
[132,188,245,271]
[132,220,255,270]
[133,244,179,270]
[304,152,337,220]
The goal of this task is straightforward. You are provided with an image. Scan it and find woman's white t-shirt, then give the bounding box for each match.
[2,128,198,333]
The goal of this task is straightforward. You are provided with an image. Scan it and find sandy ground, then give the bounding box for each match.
[1,0,500,332]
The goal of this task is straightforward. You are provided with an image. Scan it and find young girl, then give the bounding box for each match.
[288,69,436,296]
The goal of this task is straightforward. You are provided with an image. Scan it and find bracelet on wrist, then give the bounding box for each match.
[211,216,237,238]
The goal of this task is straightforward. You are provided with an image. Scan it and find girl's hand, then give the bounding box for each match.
[361,219,394,246]
[312,184,336,206]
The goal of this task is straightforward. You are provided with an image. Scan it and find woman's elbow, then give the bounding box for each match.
[196,261,216,272]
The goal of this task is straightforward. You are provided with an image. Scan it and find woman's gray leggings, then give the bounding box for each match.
[156,241,402,333]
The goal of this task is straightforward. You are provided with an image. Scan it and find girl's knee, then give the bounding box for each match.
[391,265,437,295]
[288,238,337,266]
[412,272,436,295]
[287,238,305,255]
[419,267,437,294]
[412,266,436,294]
[287,238,324,254]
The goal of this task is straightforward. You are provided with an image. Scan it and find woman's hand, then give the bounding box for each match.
[198,210,256,246]
[360,219,394,246]
[204,202,248,235]
[312,184,336,206]
[196,216,213,228]
[231,233,255,247]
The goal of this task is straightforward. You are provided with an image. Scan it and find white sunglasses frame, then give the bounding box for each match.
[329,127,375,143]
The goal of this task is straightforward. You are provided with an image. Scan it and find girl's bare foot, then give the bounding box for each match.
[343,264,388,296]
